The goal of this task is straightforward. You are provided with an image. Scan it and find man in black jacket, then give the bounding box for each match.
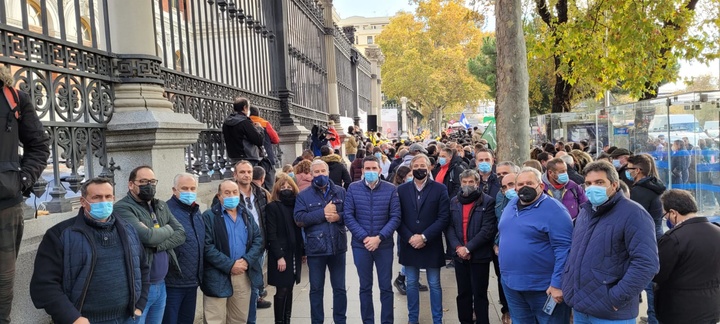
[0,67,50,323]
[222,97,264,166]
[30,178,149,324]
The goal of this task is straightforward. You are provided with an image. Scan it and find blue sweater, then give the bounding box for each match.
[498,194,573,291]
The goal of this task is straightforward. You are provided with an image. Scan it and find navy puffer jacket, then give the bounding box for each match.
[562,192,659,320]
[165,196,204,288]
[344,180,401,249]
[294,181,347,256]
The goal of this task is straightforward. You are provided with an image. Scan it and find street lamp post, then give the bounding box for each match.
[400,96,409,140]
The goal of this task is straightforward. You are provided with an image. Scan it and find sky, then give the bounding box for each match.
[333,0,719,92]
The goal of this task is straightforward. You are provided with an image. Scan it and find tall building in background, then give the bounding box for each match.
[337,15,391,55]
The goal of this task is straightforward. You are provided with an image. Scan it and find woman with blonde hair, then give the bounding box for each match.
[265,174,304,323]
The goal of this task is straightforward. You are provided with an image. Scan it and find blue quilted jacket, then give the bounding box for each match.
[294,181,347,256]
[30,210,148,324]
[165,196,204,288]
[344,180,401,249]
[562,192,659,320]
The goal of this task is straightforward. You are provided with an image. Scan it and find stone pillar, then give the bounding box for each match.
[270,0,310,164]
[365,45,384,132]
[322,0,340,125]
[105,0,204,199]
[400,97,409,140]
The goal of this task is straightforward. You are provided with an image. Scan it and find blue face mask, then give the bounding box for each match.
[612,159,621,168]
[223,196,240,210]
[87,201,113,220]
[178,191,197,205]
[624,170,633,181]
[364,171,379,182]
[313,174,330,187]
[288,172,295,178]
[557,173,569,184]
[586,185,609,206]
[438,157,448,166]
[478,162,492,173]
[504,188,517,200]
[405,176,414,183]
[374,152,382,160]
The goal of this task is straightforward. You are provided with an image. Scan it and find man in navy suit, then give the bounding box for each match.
[397,154,451,324]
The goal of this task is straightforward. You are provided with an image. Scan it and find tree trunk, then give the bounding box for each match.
[434,107,443,136]
[551,56,572,113]
[495,0,530,165]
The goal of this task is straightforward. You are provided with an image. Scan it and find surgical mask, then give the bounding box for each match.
[438,157,448,167]
[364,171,379,183]
[178,191,197,205]
[461,185,477,196]
[88,201,113,220]
[624,170,633,181]
[504,188,518,200]
[288,172,295,178]
[137,184,156,201]
[612,159,621,168]
[517,185,539,203]
[478,162,492,173]
[557,173,569,184]
[375,152,382,160]
[586,185,609,206]
[313,174,330,187]
[223,196,240,210]
[412,169,428,180]
[405,176,414,183]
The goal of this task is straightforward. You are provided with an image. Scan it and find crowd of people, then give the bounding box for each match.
[1,93,720,324]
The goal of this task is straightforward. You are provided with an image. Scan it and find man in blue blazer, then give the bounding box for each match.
[397,154,451,324]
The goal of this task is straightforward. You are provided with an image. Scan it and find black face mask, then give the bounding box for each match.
[412,169,428,180]
[517,185,539,203]
[137,184,156,201]
[278,189,295,203]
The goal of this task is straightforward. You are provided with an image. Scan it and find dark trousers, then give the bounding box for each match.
[307,253,347,324]
[492,254,509,314]
[454,260,491,324]
[0,204,23,324]
[352,247,394,324]
[162,286,198,324]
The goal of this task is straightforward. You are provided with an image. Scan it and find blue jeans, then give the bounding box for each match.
[95,317,135,324]
[138,281,167,324]
[405,266,442,324]
[574,310,636,324]
[162,286,197,324]
[501,281,570,324]
[352,247,394,324]
[307,253,347,324]
[645,282,658,324]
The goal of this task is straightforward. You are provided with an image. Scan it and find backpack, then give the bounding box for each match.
[3,86,20,131]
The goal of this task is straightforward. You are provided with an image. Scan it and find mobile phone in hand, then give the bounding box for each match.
[543,294,557,315]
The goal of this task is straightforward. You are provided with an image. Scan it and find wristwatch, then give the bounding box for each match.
[421,234,427,243]
[464,247,470,254]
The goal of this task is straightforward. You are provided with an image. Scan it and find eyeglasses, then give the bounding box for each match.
[245,197,253,210]
[134,179,159,185]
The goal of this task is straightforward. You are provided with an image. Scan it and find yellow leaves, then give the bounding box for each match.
[378,0,488,112]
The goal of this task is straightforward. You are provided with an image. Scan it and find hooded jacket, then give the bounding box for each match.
[222,112,264,161]
[0,66,50,210]
[320,154,352,189]
[629,176,666,239]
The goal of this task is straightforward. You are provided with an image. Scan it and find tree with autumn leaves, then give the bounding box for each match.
[377,0,489,134]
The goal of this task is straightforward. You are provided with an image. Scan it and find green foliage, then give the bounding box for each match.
[468,37,497,98]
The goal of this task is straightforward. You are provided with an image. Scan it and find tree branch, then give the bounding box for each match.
[556,0,568,23]
[535,0,553,26]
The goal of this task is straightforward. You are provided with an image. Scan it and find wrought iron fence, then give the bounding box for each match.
[0,0,116,213]
[357,51,372,121]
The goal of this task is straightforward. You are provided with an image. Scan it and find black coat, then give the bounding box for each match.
[321,154,351,189]
[265,201,304,288]
[653,217,720,324]
[629,176,666,237]
[222,112,264,161]
[567,167,585,186]
[397,180,450,268]
[446,192,497,263]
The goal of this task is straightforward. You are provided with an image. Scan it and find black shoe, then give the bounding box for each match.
[418,282,429,291]
[260,289,268,298]
[257,297,272,309]
[394,274,407,295]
